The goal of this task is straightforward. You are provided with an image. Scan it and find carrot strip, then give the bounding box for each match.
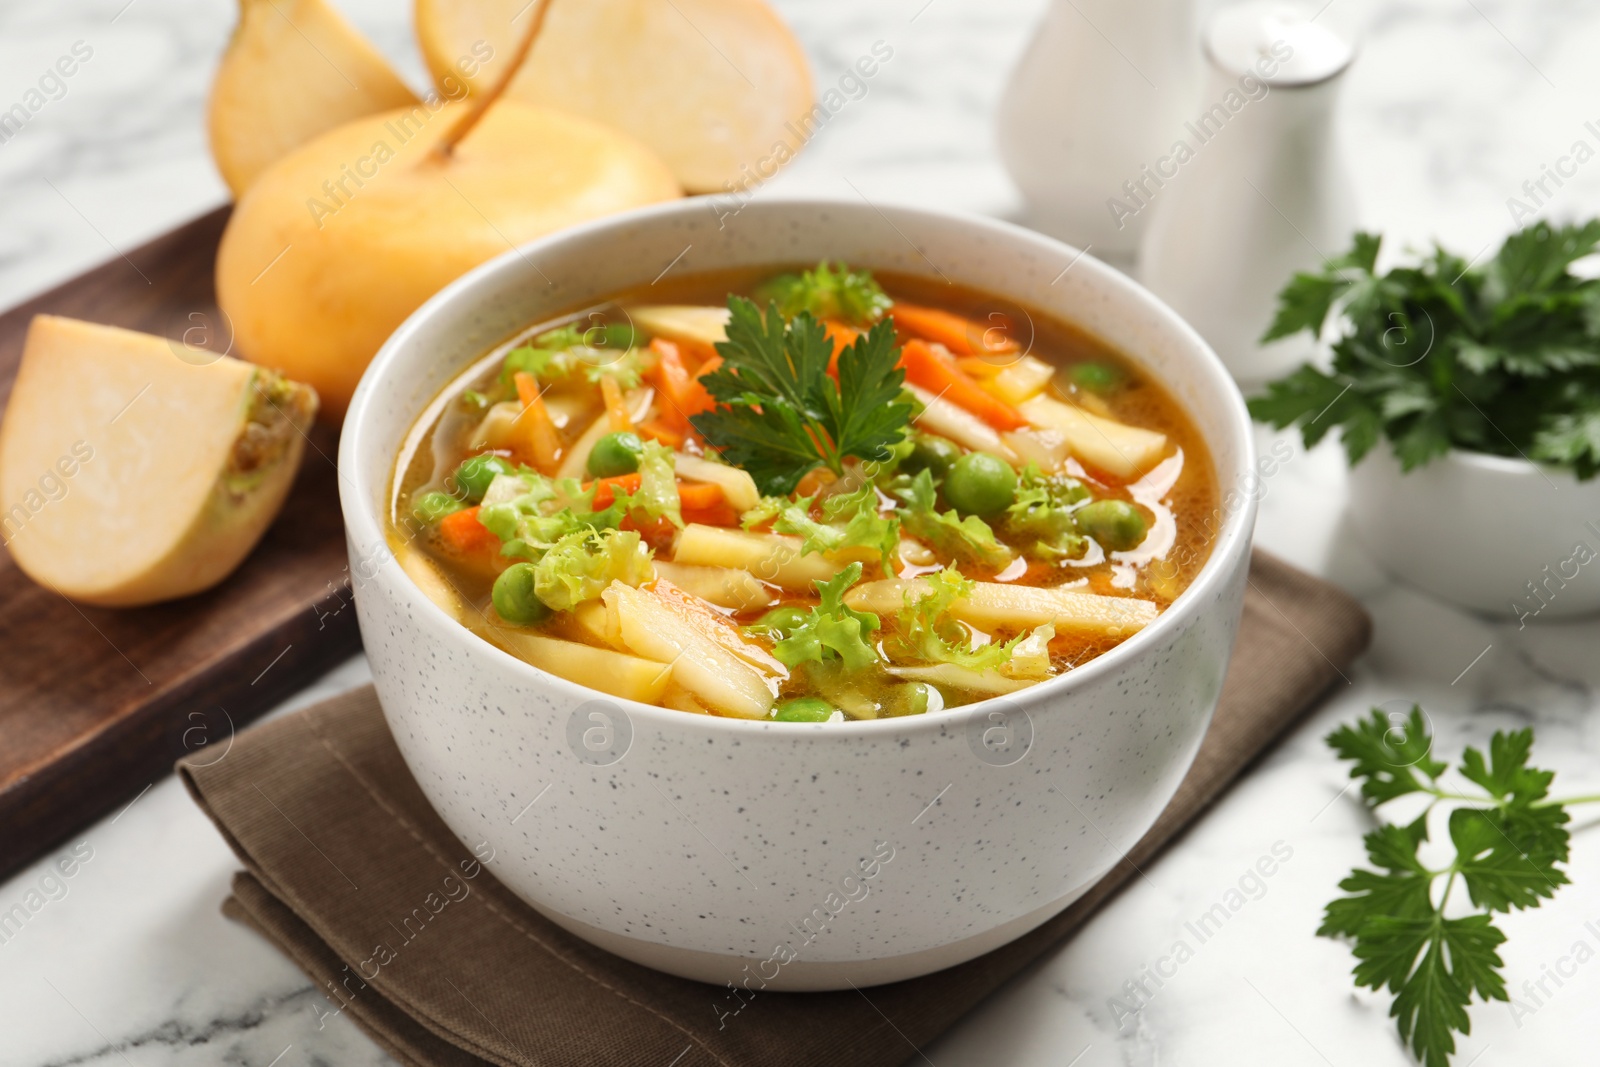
[588,472,642,509]
[676,482,724,510]
[823,320,860,378]
[437,506,499,556]
[955,356,1005,378]
[681,501,742,528]
[512,371,562,470]
[636,419,684,448]
[647,339,717,431]
[899,339,1027,431]
[600,375,633,432]
[890,301,1018,355]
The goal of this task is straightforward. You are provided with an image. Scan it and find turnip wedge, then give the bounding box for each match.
[0,315,317,606]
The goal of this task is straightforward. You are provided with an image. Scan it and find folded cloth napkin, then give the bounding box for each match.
[181,549,1370,1067]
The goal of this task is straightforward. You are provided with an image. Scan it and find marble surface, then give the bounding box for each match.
[5,1,1600,1065]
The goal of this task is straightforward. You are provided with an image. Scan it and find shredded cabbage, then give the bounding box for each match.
[772,562,881,671]
[894,568,1023,672]
[887,469,1011,569]
[532,529,654,610]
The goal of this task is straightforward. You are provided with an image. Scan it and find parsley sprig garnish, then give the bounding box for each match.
[1321,707,1599,1066]
[1249,221,1600,479]
[691,297,914,495]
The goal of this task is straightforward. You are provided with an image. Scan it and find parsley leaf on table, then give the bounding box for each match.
[1320,707,1584,1067]
[1249,221,1600,479]
[691,297,913,495]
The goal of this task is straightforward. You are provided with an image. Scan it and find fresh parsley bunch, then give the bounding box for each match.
[1321,707,1592,1066]
[1250,221,1600,479]
[691,297,913,495]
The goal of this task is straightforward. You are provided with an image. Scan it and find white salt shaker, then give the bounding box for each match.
[1137,3,1356,387]
[996,0,1202,266]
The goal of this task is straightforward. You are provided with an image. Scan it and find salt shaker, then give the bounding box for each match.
[996,0,1202,266]
[1137,2,1356,386]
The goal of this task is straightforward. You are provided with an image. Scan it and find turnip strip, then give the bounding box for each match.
[1002,426,1070,472]
[906,384,1019,462]
[672,453,761,512]
[651,560,774,612]
[626,305,730,346]
[980,356,1055,405]
[886,663,1034,695]
[1017,394,1167,480]
[672,524,842,590]
[650,579,787,675]
[489,629,673,704]
[846,578,1158,639]
[603,582,778,718]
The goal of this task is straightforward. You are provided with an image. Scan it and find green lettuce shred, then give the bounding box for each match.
[744,486,900,568]
[532,529,654,611]
[894,568,1023,672]
[887,469,1012,569]
[474,454,677,563]
[1003,464,1090,560]
[772,562,881,671]
[501,324,646,390]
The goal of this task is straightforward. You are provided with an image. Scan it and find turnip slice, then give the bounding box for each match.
[0,315,316,606]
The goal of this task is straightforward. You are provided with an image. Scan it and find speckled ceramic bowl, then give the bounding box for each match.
[339,198,1256,990]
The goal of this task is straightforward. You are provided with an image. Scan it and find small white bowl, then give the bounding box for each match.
[1348,444,1600,620]
[338,198,1257,990]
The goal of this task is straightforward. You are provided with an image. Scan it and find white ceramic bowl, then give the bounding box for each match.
[1349,443,1600,619]
[339,198,1257,990]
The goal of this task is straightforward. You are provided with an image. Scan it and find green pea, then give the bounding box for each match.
[1069,361,1123,394]
[943,451,1018,517]
[452,454,515,503]
[749,604,810,640]
[773,697,837,723]
[587,431,645,478]
[492,563,552,625]
[1076,499,1148,552]
[412,490,464,524]
[901,434,962,478]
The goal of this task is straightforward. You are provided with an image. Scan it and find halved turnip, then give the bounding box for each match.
[0,315,316,606]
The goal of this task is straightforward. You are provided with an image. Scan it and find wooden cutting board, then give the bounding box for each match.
[0,208,361,881]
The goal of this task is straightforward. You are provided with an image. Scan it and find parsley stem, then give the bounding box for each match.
[1538,792,1600,808]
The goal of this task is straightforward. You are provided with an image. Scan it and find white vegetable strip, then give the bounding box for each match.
[1017,394,1167,479]
[626,305,730,345]
[603,582,777,718]
[906,384,1019,462]
[886,663,1033,695]
[981,356,1054,405]
[490,629,672,704]
[846,578,1157,638]
[672,453,761,512]
[672,524,842,590]
[650,579,787,675]
[1001,427,1070,472]
[651,560,774,612]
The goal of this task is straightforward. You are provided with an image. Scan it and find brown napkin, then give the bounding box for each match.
[180,550,1369,1067]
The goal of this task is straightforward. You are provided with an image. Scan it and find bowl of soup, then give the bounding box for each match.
[339,198,1255,990]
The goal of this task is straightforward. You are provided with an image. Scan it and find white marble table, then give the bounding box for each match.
[5,1,1600,1065]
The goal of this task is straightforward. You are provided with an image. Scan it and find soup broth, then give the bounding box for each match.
[389,264,1218,722]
